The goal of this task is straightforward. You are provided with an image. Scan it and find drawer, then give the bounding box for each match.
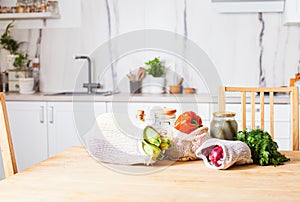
[8,81,20,92]
[8,71,27,80]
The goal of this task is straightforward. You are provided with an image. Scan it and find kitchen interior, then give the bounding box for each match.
[0,0,300,200]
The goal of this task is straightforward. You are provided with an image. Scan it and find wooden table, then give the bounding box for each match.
[0,146,299,201]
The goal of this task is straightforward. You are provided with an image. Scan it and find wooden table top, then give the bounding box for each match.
[0,146,299,202]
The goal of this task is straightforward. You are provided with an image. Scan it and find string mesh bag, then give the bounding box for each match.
[195,138,253,170]
[84,113,154,165]
[165,127,211,161]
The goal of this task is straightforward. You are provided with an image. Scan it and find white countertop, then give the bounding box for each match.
[3,92,292,104]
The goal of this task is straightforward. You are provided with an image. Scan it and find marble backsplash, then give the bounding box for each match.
[1,0,300,93]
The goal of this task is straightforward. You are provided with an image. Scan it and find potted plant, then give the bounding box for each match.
[13,52,31,70]
[0,22,32,92]
[0,22,29,70]
[0,22,20,70]
[145,57,165,78]
[0,22,20,55]
[143,57,166,93]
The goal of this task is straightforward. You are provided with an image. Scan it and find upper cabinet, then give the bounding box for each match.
[211,0,285,13]
[283,0,300,25]
[0,0,81,29]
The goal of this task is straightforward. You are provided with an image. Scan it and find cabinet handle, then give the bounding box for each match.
[40,106,44,123]
[49,106,54,124]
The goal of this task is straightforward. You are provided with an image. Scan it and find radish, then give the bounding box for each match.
[208,146,224,167]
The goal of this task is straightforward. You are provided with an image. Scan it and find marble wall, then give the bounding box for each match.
[1,0,300,93]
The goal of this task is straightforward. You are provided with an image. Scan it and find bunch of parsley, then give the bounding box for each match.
[237,129,290,166]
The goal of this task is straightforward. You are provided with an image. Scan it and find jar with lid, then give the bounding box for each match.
[152,108,177,138]
[210,112,238,140]
[34,0,47,12]
[16,0,26,13]
[47,0,59,14]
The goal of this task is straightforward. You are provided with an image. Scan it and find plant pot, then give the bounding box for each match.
[6,54,17,70]
[142,75,165,94]
[18,78,35,94]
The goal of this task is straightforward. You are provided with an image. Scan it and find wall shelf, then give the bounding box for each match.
[283,0,300,25]
[211,0,285,13]
[0,12,60,20]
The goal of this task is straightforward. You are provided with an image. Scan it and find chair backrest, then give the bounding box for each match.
[0,93,17,178]
[218,86,299,151]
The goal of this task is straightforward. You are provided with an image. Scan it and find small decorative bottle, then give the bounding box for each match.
[32,58,40,92]
[136,109,147,129]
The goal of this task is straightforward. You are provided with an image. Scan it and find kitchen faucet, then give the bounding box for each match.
[75,55,100,94]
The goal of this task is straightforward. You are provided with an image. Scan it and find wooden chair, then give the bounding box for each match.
[218,86,299,151]
[0,93,17,178]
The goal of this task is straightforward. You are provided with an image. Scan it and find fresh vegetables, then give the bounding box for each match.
[143,126,161,147]
[142,141,161,160]
[237,129,290,166]
[142,126,173,160]
[208,145,224,167]
[174,111,203,134]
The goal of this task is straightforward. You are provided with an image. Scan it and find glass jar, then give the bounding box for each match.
[34,0,47,12]
[152,108,176,138]
[16,0,26,13]
[47,0,59,14]
[210,112,238,140]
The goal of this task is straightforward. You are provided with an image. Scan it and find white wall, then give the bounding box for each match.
[1,0,300,93]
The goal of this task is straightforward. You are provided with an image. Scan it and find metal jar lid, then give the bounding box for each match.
[213,111,236,117]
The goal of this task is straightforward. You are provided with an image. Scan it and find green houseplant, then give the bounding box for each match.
[13,52,31,71]
[0,22,30,70]
[143,57,166,93]
[0,22,20,55]
[145,57,165,77]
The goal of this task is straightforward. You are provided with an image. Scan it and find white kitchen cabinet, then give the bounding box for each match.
[47,102,81,157]
[47,101,106,157]
[3,100,106,178]
[211,0,285,13]
[5,101,48,172]
[283,0,300,25]
[226,103,292,150]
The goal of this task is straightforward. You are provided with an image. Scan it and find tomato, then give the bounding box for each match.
[174,111,202,134]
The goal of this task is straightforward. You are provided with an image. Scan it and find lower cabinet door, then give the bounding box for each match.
[47,102,106,157]
[5,101,48,173]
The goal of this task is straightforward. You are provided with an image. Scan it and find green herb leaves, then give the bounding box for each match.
[237,129,290,166]
[145,57,165,77]
[0,22,21,54]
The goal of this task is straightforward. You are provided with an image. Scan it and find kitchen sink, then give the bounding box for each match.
[44,91,113,96]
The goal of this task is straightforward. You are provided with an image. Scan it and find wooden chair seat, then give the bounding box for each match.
[218,87,299,151]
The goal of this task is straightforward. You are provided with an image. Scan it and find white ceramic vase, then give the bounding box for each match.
[18,78,35,94]
[142,75,166,94]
